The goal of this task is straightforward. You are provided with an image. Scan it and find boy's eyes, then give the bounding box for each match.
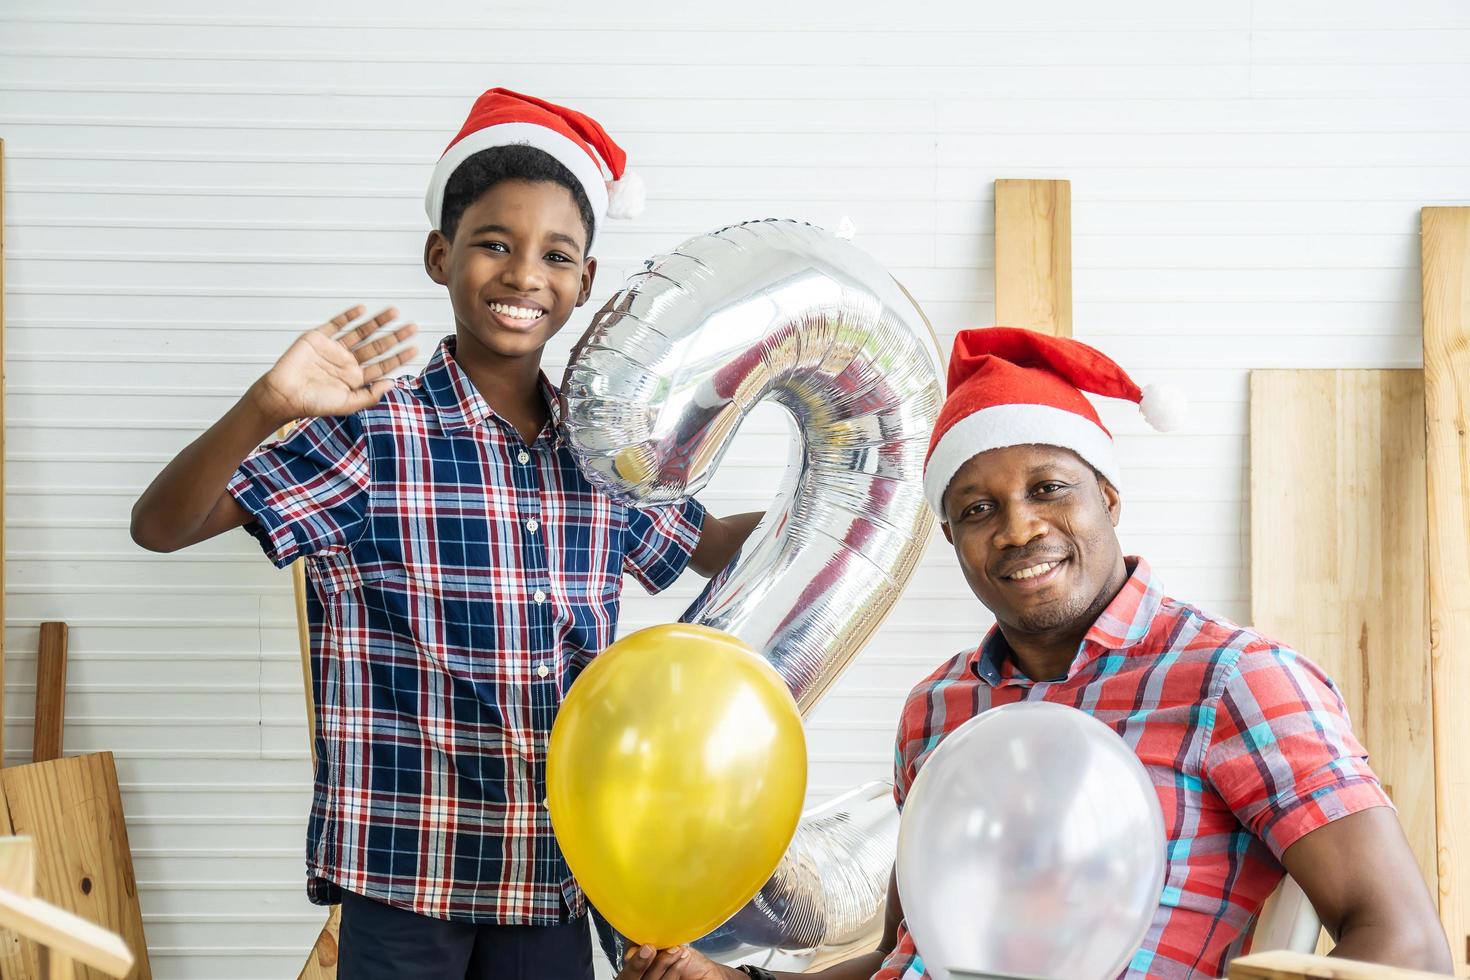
[472,241,576,264]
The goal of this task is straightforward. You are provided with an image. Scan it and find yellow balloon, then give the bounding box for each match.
[547,623,807,949]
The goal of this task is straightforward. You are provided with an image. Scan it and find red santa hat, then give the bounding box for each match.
[424,87,644,238]
[923,327,1186,517]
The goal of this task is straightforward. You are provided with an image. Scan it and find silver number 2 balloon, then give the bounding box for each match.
[562,219,944,968]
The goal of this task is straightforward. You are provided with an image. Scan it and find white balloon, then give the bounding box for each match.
[896,701,1166,980]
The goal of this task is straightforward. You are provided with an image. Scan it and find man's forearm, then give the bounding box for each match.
[1330,921,1453,973]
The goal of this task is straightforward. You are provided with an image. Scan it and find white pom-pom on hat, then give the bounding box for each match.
[1139,383,1188,433]
[605,171,646,220]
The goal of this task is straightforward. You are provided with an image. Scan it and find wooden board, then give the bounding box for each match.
[1230,950,1448,979]
[33,623,70,764]
[1249,371,1438,905]
[289,554,342,979]
[1422,206,1470,975]
[0,839,33,899]
[0,807,39,980]
[292,562,316,769]
[0,154,29,977]
[994,178,1072,337]
[0,884,132,979]
[1,137,8,767]
[296,903,339,980]
[0,754,150,979]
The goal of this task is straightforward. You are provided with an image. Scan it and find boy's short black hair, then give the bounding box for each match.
[439,144,596,248]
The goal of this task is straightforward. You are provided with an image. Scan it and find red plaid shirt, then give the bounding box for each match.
[877,558,1390,980]
[228,339,706,924]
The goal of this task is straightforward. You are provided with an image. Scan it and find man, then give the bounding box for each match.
[618,328,1450,980]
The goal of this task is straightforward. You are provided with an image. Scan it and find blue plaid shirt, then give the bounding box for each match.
[229,338,706,924]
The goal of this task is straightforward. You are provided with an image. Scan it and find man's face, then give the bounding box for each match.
[425,179,595,361]
[941,444,1125,637]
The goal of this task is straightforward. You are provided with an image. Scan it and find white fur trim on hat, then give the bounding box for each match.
[923,403,1120,518]
[424,121,610,235]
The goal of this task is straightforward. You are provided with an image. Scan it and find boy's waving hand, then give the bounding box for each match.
[131,303,417,554]
[253,305,419,423]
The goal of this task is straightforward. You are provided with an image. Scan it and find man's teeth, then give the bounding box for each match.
[490,302,542,321]
[1009,561,1061,581]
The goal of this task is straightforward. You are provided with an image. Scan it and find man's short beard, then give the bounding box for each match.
[1014,592,1094,634]
[1014,571,1122,635]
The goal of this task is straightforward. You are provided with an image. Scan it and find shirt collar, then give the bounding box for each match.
[970,557,1163,687]
[420,337,564,442]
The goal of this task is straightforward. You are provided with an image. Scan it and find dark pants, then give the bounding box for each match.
[337,891,595,980]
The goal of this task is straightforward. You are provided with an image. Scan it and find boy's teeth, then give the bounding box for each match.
[490,302,541,320]
[1010,561,1060,580]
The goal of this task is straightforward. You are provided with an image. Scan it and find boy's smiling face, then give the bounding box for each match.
[425,178,596,363]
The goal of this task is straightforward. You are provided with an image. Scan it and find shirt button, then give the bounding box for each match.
[526,518,540,533]
[517,450,530,464]
[533,589,546,604]
[537,664,550,679]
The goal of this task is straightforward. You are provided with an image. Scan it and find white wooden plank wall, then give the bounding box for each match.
[1,2,1467,975]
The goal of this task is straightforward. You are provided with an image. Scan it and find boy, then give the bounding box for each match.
[132,89,759,979]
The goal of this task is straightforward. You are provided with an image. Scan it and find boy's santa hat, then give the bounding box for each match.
[425,87,644,238]
[923,328,1186,517]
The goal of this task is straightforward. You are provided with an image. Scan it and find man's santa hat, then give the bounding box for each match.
[923,327,1186,517]
[424,87,644,239]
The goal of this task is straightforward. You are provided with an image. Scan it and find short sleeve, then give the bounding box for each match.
[227,414,371,568]
[892,653,975,811]
[621,498,706,593]
[1203,644,1392,859]
[893,719,919,812]
[871,928,926,980]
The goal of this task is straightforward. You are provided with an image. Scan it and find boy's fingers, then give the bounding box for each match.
[351,322,417,359]
[332,306,399,347]
[315,304,367,335]
[361,346,419,382]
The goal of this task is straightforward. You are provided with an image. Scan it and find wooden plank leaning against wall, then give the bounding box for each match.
[1422,206,1470,977]
[2,138,8,766]
[0,136,27,980]
[994,179,1071,340]
[1249,370,1437,954]
[279,423,341,980]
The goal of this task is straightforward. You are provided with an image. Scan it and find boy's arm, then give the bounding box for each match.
[688,512,763,577]
[130,305,416,553]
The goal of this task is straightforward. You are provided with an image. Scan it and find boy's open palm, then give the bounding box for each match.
[253,305,419,423]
